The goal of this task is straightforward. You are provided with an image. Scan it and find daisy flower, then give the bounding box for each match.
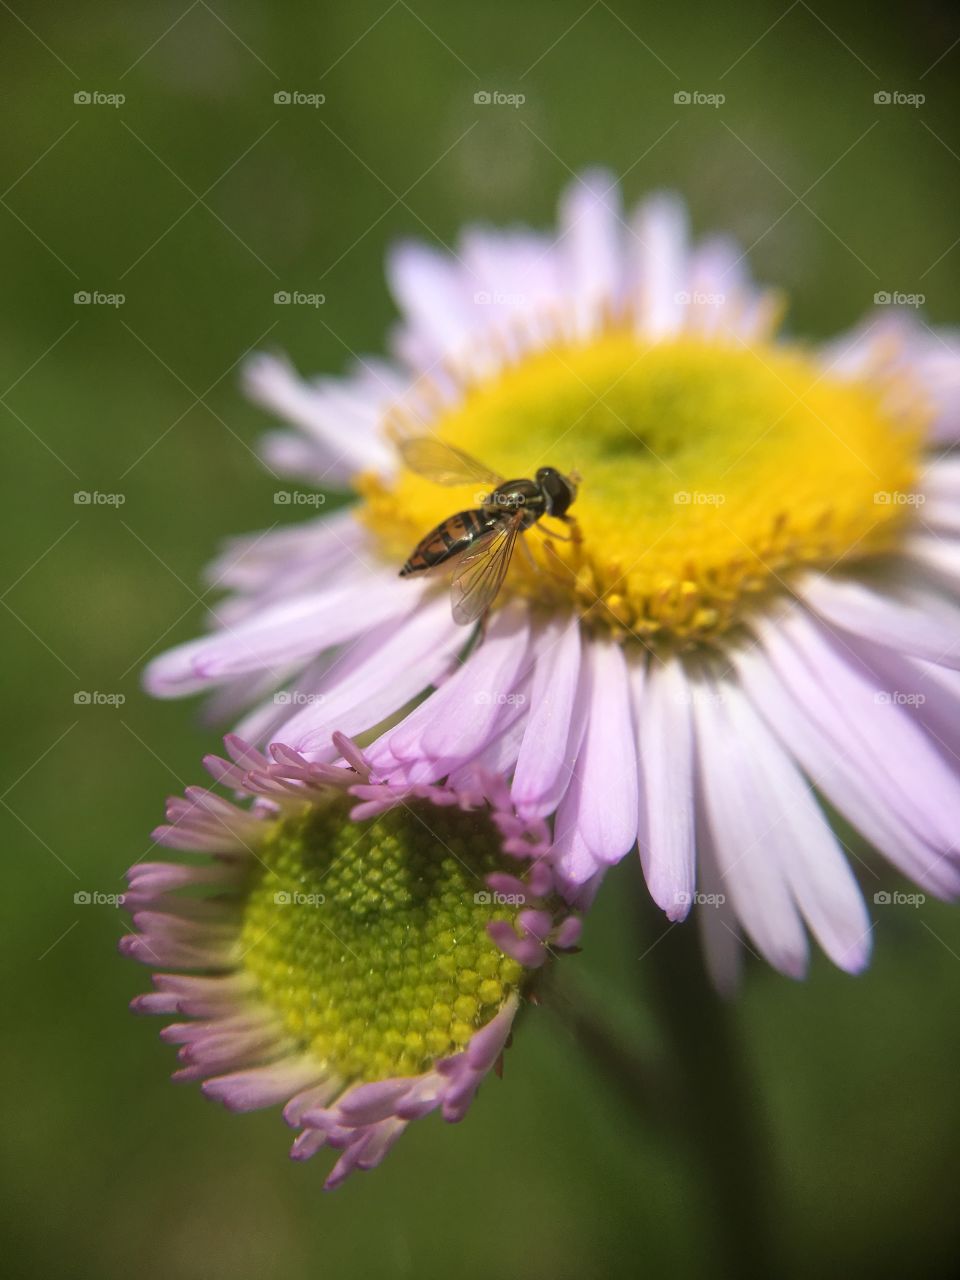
[122,734,580,1188]
[145,170,960,986]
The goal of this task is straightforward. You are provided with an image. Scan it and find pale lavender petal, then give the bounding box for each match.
[767,607,960,852]
[558,167,623,332]
[202,1056,323,1112]
[632,192,687,338]
[279,595,464,756]
[386,240,474,358]
[798,569,960,670]
[693,677,809,978]
[512,617,582,817]
[243,353,394,482]
[385,604,531,763]
[145,576,425,695]
[567,639,639,866]
[638,657,696,920]
[722,680,872,973]
[735,637,960,898]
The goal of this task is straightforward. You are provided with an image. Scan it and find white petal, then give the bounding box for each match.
[798,569,960,670]
[512,618,583,818]
[692,676,809,977]
[638,658,696,920]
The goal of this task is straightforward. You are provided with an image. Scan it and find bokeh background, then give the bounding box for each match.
[3,1,960,1276]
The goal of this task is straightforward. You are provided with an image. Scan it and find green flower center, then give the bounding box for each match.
[239,798,532,1082]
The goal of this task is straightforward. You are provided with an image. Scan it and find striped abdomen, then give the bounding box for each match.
[400,509,500,576]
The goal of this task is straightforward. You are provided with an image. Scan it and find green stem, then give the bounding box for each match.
[541,972,670,1132]
[549,865,778,1279]
[633,867,778,1280]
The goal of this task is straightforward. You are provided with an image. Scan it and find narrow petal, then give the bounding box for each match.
[638,657,696,920]
[721,681,872,973]
[692,677,809,978]
[556,640,639,871]
[735,637,960,899]
[798,570,960,671]
[512,618,582,817]
[765,607,960,853]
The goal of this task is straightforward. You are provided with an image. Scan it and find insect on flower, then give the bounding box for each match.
[398,437,580,624]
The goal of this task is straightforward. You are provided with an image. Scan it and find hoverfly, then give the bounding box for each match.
[398,437,579,625]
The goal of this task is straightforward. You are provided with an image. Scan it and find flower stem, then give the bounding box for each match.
[632,866,779,1280]
[549,865,778,1278]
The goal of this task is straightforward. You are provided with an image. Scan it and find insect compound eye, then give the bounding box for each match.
[537,467,574,517]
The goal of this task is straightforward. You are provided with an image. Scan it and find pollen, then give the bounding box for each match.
[239,799,533,1083]
[360,332,927,644]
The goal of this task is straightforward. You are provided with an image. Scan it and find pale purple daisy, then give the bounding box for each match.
[122,733,580,1188]
[145,171,960,987]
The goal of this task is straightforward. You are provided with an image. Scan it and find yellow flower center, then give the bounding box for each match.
[360,333,926,644]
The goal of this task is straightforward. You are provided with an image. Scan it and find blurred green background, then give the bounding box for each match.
[3,1,960,1276]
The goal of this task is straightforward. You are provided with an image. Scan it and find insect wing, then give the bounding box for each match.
[450,516,521,624]
[398,436,504,488]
